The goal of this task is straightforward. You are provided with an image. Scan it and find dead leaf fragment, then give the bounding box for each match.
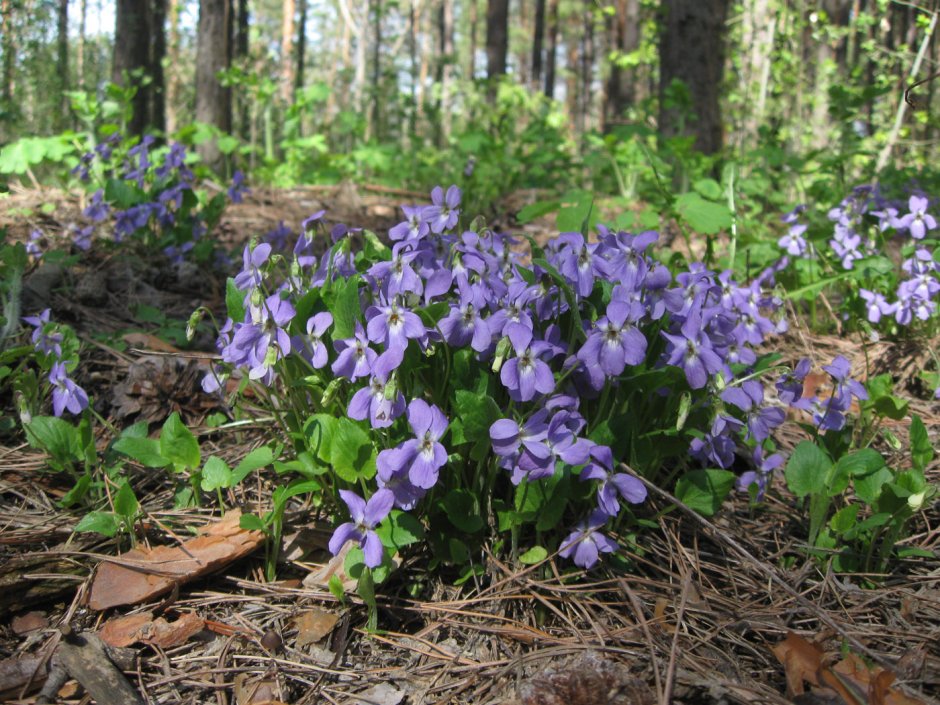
[772,632,825,696]
[87,511,264,610]
[293,608,339,648]
[234,672,287,705]
[99,611,206,648]
[350,683,405,705]
[11,611,48,635]
[99,613,154,647]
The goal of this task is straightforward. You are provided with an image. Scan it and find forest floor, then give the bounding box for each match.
[1,183,939,705]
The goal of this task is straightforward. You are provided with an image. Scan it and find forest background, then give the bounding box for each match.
[1,0,938,207]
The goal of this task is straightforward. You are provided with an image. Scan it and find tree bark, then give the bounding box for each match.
[604,0,640,129]
[531,0,545,87]
[295,0,307,93]
[566,31,579,131]
[658,0,731,154]
[581,5,594,132]
[57,0,69,126]
[113,0,151,136]
[165,0,180,135]
[485,0,508,81]
[77,0,87,90]
[150,0,167,134]
[370,0,382,139]
[436,0,454,144]
[280,0,295,101]
[543,0,558,98]
[1,0,15,105]
[195,0,232,169]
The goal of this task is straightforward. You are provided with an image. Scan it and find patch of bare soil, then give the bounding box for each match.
[0,184,938,705]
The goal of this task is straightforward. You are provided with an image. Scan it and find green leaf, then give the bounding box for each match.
[104,178,144,209]
[304,414,337,464]
[201,456,233,491]
[692,178,723,200]
[75,511,120,537]
[113,481,139,519]
[873,395,909,420]
[23,416,82,468]
[376,510,425,550]
[231,446,274,484]
[829,505,859,534]
[329,418,376,481]
[517,200,560,224]
[328,574,346,602]
[853,466,893,504]
[328,274,363,340]
[453,390,500,460]
[674,469,735,516]
[239,513,266,531]
[441,489,484,533]
[675,192,732,234]
[556,190,594,233]
[519,546,548,564]
[784,441,831,498]
[112,436,171,468]
[829,448,885,495]
[910,415,933,473]
[225,278,246,323]
[160,412,201,471]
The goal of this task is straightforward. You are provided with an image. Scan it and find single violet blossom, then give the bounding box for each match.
[332,323,377,381]
[558,510,618,569]
[305,312,333,369]
[896,195,937,240]
[500,322,556,402]
[328,489,394,568]
[49,361,89,417]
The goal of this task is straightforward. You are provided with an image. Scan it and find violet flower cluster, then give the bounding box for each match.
[206,186,790,570]
[22,309,89,417]
[780,188,940,329]
[71,135,247,262]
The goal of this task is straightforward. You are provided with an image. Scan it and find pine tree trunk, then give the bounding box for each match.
[604,0,639,129]
[468,0,477,79]
[531,0,545,87]
[195,0,232,169]
[581,6,594,133]
[77,0,87,90]
[295,0,307,93]
[280,0,295,101]
[165,0,180,135]
[658,0,730,154]
[1,0,14,105]
[543,0,558,98]
[150,0,167,134]
[436,0,453,144]
[485,0,508,80]
[113,0,151,136]
[566,33,579,132]
[57,0,69,127]
[370,0,382,139]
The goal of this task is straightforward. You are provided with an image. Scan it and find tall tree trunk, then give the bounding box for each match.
[280,0,295,101]
[295,0,307,93]
[165,0,180,135]
[234,0,249,138]
[113,0,151,136]
[77,0,87,90]
[150,0,167,134]
[409,0,418,132]
[581,6,594,132]
[516,0,529,86]
[468,0,477,79]
[1,0,14,105]
[531,0,545,87]
[658,0,731,154]
[543,0,558,98]
[57,0,69,127]
[485,0,508,82]
[604,0,640,129]
[370,0,382,139]
[195,0,232,169]
[566,32,579,131]
[436,0,453,144]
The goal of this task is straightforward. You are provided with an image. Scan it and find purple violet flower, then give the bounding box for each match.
[348,371,406,429]
[558,510,618,569]
[305,312,333,369]
[233,243,272,292]
[328,489,394,568]
[425,185,461,234]
[500,322,556,402]
[49,361,89,417]
[332,322,377,381]
[896,195,937,240]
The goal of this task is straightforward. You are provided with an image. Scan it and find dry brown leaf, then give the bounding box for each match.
[773,633,928,705]
[233,672,287,705]
[293,608,339,648]
[122,332,182,353]
[99,613,154,647]
[87,510,264,610]
[99,611,206,648]
[11,611,48,635]
[302,541,358,592]
[771,632,825,696]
